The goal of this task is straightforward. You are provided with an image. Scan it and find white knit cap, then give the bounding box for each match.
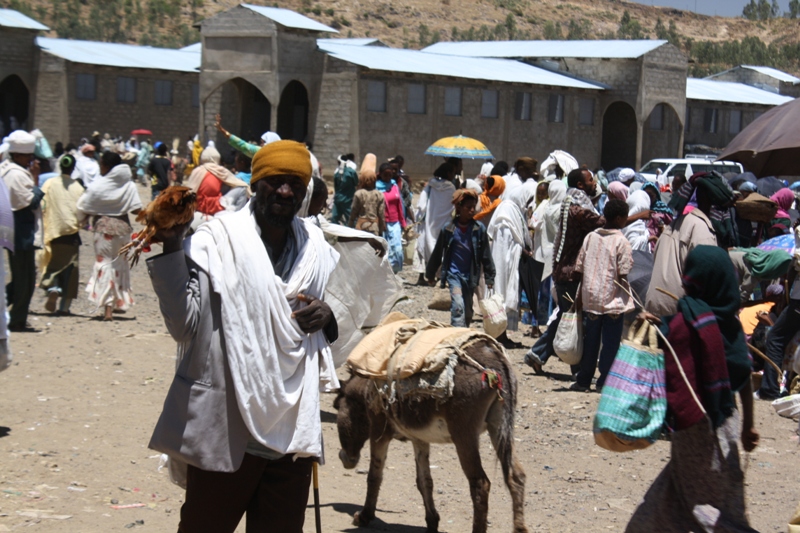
[260,131,281,145]
[6,130,36,154]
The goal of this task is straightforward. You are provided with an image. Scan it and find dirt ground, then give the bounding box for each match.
[0,182,798,532]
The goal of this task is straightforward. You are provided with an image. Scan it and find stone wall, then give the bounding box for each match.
[55,62,199,145]
[349,70,603,180]
[312,57,359,173]
[31,52,69,143]
[639,45,687,164]
[0,27,40,132]
[684,100,768,151]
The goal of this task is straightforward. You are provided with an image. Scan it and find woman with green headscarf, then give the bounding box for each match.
[728,247,793,304]
[627,245,758,533]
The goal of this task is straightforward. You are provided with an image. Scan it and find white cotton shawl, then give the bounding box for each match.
[76,164,142,217]
[415,177,456,264]
[623,190,651,253]
[487,200,532,315]
[540,181,567,280]
[185,205,339,458]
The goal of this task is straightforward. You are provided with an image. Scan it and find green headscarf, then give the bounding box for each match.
[680,245,751,394]
[742,248,793,280]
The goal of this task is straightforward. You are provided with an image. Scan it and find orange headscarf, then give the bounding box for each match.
[474,175,505,221]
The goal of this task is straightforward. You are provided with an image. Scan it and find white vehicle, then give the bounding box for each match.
[639,158,744,188]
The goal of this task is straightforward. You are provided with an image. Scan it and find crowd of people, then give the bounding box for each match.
[2,118,800,531]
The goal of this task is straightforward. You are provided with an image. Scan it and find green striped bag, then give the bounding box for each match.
[593,321,667,452]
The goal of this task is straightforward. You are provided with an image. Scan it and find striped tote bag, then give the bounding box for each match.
[593,321,667,452]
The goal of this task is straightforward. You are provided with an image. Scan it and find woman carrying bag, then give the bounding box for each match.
[625,245,759,533]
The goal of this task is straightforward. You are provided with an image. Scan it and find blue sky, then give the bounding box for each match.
[631,0,791,17]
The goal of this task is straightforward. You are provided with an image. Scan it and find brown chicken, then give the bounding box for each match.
[119,186,197,266]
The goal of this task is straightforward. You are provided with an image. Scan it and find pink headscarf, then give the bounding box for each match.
[771,188,794,220]
[608,181,629,202]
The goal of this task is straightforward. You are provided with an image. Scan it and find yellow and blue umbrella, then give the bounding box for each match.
[425,135,493,159]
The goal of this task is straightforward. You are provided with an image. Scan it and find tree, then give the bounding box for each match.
[543,21,562,40]
[757,0,772,20]
[789,0,800,17]
[742,0,758,19]
[617,10,645,40]
[418,24,430,47]
[771,0,781,17]
[566,19,591,40]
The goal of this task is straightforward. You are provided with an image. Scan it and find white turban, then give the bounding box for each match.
[260,131,281,145]
[200,146,221,165]
[618,168,636,182]
[6,130,36,154]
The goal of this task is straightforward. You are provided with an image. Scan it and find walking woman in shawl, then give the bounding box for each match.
[77,152,142,321]
[185,146,249,220]
[627,245,758,533]
[377,161,406,273]
[642,182,674,250]
[622,190,652,253]
[39,155,84,315]
[473,175,505,225]
[348,154,386,237]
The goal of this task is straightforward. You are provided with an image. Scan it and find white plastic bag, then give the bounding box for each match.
[553,307,583,365]
[479,291,507,338]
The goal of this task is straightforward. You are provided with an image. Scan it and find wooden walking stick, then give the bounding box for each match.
[312,462,322,533]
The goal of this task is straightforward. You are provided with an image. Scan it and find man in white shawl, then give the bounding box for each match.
[413,162,457,284]
[146,140,339,532]
[487,178,537,348]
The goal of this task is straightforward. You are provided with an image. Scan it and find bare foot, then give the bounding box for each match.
[45,292,59,313]
[103,306,113,321]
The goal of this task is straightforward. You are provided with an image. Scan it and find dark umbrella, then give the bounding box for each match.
[717,97,800,177]
[628,250,654,304]
[726,171,757,186]
[756,176,783,198]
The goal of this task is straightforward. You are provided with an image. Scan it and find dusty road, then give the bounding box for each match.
[0,184,797,532]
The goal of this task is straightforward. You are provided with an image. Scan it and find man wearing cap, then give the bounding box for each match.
[72,144,100,188]
[146,140,339,532]
[0,130,44,332]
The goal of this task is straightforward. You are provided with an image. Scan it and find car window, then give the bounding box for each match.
[640,161,670,173]
[667,164,687,176]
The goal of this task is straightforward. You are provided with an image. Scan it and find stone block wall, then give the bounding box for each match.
[684,101,768,150]
[32,52,69,143]
[312,57,359,173]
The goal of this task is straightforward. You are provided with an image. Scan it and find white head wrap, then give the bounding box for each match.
[6,130,35,154]
[200,146,221,165]
[618,168,636,183]
[261,131,281,145]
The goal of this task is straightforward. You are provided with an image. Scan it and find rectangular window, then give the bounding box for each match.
[703,108,718,133]
[649,103,664,130]
[729,109,742,134]
[481,89,499,118]
[191,83,200,108]
[578,98,595,126]
[116,76,136,103]
[444,87,462,116]
[514,92,531,121]
[75,73,96,101]
[366,80,386,112]
[548,94,564,123]
[154,80,173,106]
[407,83,426,114]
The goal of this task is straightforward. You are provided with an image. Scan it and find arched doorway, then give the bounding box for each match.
[641,103,682,164]
[277,80,308,142]
[601,101,637,170]
[207,78,271,149]
[0,75,29,136]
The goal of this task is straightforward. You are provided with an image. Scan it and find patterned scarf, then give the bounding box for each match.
[642,182,672,215]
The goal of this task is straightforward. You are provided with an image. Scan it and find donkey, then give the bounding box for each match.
[334,336,528,533]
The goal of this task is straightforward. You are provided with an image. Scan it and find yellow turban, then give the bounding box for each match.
[251,140,312,186]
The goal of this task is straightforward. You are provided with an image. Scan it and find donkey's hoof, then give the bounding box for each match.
[353,510,373,527]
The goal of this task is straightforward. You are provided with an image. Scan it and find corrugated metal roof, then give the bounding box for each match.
[180,42,201,53]
[318,42,604,89]
[317,38,384,47]
[241,4,337,33]
[36,37,201,73]
[741,65,800,84]
[0,8,49,31]
[686,78,793,106]
[423,40,667,59]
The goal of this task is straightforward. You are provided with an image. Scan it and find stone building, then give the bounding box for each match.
[2,4,798,177]
[0,8,200,146]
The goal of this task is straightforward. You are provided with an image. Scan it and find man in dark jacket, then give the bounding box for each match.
[426,189,495,327]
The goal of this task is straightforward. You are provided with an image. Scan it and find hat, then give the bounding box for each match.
[251,140,312,186]
[261,131,281,145]
[80,144,96,154]
[92,131,100,137]
[6,130,36,154]
[121,152,137,163]
[618,168,636,182]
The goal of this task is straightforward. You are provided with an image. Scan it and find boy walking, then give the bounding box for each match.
[572,199,634,392]
[426,189,495,327]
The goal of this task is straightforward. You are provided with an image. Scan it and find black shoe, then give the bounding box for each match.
[9,324,39,333]
[415,273,428,286]
[569,382,591,392]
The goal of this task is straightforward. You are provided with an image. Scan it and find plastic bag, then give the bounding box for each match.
[479,291,507,338]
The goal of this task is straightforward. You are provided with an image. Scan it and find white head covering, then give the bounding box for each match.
[6,130,35,154]
[626,190,651,216]
[200,146,221,165]
[261,131,281,145]
[629,182,643,193]
[207,140,216,149]
[618,168,636,183]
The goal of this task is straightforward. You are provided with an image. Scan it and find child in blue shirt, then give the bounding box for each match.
[426,189,495,327]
